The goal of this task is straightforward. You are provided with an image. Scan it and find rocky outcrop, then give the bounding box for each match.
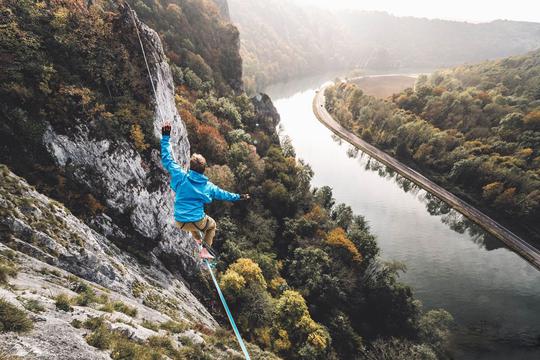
[0,165,215,327]
[0,3,280,359]
[0,6,223,355]
[212,0,231,21]
[1,166,284,358]
[40,6,197,277]
[0,168,279,356]
[219,23,244,93]
[252,93,281,133]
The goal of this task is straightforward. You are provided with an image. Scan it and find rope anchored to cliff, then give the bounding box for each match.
[127,4,165,123]
[128,3,183,163]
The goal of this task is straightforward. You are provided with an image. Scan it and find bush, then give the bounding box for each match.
[147,335,175,353]
[418,309,454,356]
[0,350,23,360]
[99,300,137,317]
[54,293,73,312]
[206,165,235,190]
[112,301,138,317]
[160,320,189,334]
[275,290,331,357]
[0,258,17,285]
[86,324,113,350]
[99,302,114,313]
[71,319,83,329]
[141,319,159,331]
[0,298,33,333]
[184,68,203,90]
[234,258,268,285]
[178,343,213,360]
[325,227,362,264]
[74,288,97,306]
[82,316,106,331]
[84,320,174,359]
[130,124,150,152]
[220,269,246,298]
[110,337,158,360]
[19,298,45,313]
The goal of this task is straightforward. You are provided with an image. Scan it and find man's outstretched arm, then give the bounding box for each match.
[209,183,250,202]
[161,123,185,177]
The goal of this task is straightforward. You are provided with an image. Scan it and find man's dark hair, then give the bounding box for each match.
[190,153,206,174]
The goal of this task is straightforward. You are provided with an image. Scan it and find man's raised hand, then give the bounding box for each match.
[162,123,171,136]
[240,194,250,201]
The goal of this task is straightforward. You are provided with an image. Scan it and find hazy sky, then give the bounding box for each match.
[293,0,540,23]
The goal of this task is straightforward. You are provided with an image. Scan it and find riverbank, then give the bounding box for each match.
[350,75,417,98]
[314,83,540,271]
[268,75,540,359]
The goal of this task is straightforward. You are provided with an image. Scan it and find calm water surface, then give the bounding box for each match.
[266,74,540,359]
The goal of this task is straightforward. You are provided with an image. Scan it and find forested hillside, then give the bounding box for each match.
[228,0,347,93]
[326,49,540,246]
[229,0,540,92]
[0,0,451,359]
[131,0,242,94]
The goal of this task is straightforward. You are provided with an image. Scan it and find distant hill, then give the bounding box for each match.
[339,14,540,69]
[229,0,540,91]
[229,0,346,92]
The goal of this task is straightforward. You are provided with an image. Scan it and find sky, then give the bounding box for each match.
[293,0,540,23]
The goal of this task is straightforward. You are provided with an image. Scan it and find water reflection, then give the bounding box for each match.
[344,144,505,251]
[269,77,540,360]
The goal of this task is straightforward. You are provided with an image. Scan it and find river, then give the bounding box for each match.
[266,73,540,359]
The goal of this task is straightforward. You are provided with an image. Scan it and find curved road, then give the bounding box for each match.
[314,83,540,271]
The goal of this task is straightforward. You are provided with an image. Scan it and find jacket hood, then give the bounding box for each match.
[188,170,208,184]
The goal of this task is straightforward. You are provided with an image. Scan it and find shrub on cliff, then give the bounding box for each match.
[0,298,33,333]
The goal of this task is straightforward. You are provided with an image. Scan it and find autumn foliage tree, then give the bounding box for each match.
[325,227,363,264]
[130,124,149,151]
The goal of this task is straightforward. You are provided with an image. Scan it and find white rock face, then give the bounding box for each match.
[0,169,215,327]
[179,329,205,345]
[41,9,196,274]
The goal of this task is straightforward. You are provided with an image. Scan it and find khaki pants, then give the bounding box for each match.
[176,215,217,247]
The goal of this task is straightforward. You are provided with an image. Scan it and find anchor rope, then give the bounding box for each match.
[128,4,184,165]
[129,8,165,123]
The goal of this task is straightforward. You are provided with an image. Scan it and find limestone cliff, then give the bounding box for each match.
[40,6,195,277]
[0,2,277,358]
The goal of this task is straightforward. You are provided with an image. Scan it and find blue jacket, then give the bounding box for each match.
[161,135,240,222]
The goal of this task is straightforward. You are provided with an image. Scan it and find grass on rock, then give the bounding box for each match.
[0,298,33,333]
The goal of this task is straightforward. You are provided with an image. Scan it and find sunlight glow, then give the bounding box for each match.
[292,0,540,23]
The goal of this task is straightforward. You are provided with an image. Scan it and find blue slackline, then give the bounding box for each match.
[205,259,251,360]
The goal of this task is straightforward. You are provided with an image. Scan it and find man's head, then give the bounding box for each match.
[190,153,207,174]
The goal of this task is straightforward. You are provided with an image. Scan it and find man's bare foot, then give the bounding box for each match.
[199,247,215,260]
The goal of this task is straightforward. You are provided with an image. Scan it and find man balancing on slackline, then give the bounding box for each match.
[160,123,250,259]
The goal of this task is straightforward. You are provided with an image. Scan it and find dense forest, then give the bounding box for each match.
[132,0,243,94]
[0,0,454,359]
[326,49,540,246]
[229,0,540,92]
